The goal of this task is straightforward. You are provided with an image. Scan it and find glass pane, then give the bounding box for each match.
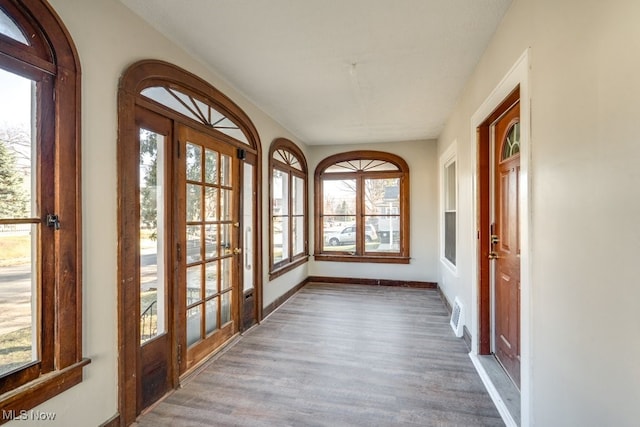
[205,149,218,184]
[186,143,202,182]
[221,257,232,291]
[186,265,202,304]
[0,9,28,44]
[218,127,249,145]
[139,128,166,344]
[220,154,231,186]
[325,159,398,173]
[0,68,35,220]
[243,163,254,292]
[205,262,218,297]
[186,184,202,221]
[273,149,301,170]
[140,87,249,144]
[186,305,202,347]
[204,224,218,259]
[141,87,202,124]
[445,162,456,211]
[273,149,287,165]
[445,212,456,265]
[364,178,400,215]
[501,122,521,160]
[186,225,202,263]
[273,216,288,264]
[204,187,218,221]
[366,216,399,253]
[322,216,356,251]
[293,176,304,215]
[221,292,231,325]
[0,224,37,376]
[292,216,305,256]
[272,170,289,216]
[322,179,356,251]
[205,298,218,335]
[220,189,232,221]
[220,224,232,255]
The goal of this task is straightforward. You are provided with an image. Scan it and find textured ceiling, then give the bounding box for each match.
[120,0,512,145]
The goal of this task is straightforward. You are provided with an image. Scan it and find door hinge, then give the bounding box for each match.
[46,214,60,230]
[177,243,182,261]
[177,344,182,365]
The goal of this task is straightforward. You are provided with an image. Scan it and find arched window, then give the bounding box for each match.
[315,151,410,263]
[0,0,86,412]
[269,138,308,279]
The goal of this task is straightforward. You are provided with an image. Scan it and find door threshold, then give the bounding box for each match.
[469,352,521,426]
[179,334,243,386]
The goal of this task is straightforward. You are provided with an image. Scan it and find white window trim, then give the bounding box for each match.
[439,142,458,274]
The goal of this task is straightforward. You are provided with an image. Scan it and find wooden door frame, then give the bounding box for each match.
[117,60,262,426]
[469,49,531,425]
[477,88,520,356]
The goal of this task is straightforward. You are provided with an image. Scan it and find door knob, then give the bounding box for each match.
[490,234,499,244]
[488,251,499,260]
[233,248,242,255]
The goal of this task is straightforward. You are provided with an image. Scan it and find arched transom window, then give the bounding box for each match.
[315,151,410,263]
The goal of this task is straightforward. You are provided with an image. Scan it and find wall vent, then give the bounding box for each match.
[450,297,464,337]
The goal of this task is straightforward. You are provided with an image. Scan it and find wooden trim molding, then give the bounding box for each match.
[268,255,309,281]
[307,276,436,289]
[99,414,120,427]
[0,359,90,425]
[0,0,86,417]
[262,278,310,318]
[118,59,263,426]
[268,138,309,278]
[314,150,410,263]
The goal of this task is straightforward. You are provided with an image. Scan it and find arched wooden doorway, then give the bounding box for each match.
[117,60,262,424]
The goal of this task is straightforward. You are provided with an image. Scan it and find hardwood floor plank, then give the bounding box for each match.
[136,283,504,426]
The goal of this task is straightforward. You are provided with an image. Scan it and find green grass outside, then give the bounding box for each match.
[0,327,32,377]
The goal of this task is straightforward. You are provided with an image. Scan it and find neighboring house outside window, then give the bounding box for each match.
[269,138,308,279]
[0,0,87,413]
[314,151,410,264]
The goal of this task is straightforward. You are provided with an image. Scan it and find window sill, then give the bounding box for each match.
[269,255,309,281]
[0,358,91,419]
[314,254,410,264]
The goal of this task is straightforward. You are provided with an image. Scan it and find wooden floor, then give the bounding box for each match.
[136,283,504,426]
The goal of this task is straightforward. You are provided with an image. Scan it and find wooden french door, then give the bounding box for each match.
[492,101,521,388]
[176,124,241,373]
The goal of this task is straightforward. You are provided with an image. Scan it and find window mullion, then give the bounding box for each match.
[287,169,294,263]
[356,175,364,255]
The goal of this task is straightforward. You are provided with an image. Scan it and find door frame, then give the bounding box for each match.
[469,49,531,426]
[117,60,262,426]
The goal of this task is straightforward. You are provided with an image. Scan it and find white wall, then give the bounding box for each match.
[308,140,439,283]
[437,0,640,425]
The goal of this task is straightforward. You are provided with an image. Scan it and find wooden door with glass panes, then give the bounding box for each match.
[177,124,240,373]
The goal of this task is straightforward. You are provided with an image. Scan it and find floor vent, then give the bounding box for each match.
[450,297,464,337]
